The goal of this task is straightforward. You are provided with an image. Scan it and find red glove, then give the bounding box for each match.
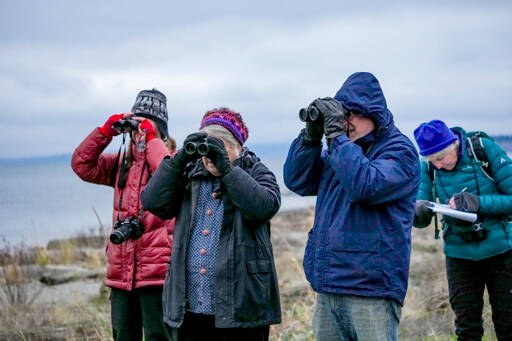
[138,119,156,141]
[99,114,125,137]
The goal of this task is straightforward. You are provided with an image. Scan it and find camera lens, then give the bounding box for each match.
[110,220,133,244]
[110,230,126,244]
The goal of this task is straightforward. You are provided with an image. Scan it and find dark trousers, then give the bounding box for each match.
[110,286,171,341]
[446,250,512,340]
[170,311,270,341]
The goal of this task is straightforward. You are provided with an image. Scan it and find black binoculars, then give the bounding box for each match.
[184,139,209,156]
[112,119,140,134]
[299,106,321,122]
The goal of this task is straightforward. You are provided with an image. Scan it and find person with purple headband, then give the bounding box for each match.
[141,107,282,341]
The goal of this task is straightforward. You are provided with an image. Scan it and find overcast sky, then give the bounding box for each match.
[1,0,511,158]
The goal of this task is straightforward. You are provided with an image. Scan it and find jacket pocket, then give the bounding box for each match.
[303,229,315,283]
[329,232,382,289]
[331,231,379,253]
[247,260,272,273]
[233,259,271,322]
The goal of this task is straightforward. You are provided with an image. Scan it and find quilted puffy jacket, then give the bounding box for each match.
[71,128,174,290]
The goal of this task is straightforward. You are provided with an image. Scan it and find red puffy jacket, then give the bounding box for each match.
[71,128,174,290]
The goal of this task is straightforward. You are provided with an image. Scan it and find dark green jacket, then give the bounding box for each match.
[415,127,512,260]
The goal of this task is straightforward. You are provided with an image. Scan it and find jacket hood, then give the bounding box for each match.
[334,72,393,132]
[450,127,467,169]
[233,147,260,169]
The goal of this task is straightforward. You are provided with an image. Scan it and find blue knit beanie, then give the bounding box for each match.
[414,120,457,156]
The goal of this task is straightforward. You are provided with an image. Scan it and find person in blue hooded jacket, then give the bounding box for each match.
[284,72,420,341]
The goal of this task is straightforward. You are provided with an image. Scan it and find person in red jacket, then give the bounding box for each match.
[71,89,174,341]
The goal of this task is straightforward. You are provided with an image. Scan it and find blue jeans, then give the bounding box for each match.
[313,293,401,341]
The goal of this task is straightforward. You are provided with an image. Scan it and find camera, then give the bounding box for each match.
[112,119,140,134]
[299,106,321,122]
[184,138,209,156]
[110,217,144,244]
[460,224,486,242]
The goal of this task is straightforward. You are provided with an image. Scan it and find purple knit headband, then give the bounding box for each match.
[200,108,249,145]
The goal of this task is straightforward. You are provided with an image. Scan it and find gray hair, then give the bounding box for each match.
[201,124,241,158]
[426,139,459,161]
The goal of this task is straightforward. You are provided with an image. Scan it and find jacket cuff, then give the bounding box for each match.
[328,134,350,151]
[95,127,113,141]
[222,165,244,184]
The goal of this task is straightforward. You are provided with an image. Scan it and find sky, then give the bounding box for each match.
[1,0,511,158]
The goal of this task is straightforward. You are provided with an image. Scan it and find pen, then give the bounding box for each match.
[460,187,467,193]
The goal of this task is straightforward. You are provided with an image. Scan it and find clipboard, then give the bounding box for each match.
[428,202,478,223]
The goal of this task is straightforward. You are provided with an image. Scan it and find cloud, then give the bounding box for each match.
[1,1,512,157]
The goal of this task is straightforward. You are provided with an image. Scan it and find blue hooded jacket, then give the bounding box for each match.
[283,72,420,304]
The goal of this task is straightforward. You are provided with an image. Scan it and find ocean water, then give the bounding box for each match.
[0,155,315,246]
[3,138,510,246]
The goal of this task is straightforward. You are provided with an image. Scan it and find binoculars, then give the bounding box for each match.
[184,139,209,156]
[112,119,140,133]
[299,106,321,122]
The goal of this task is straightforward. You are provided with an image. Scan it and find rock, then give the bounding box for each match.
[47,235,106,250]
[39,265,105,285]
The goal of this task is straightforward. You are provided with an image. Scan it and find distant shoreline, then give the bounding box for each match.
[2,135,512,163]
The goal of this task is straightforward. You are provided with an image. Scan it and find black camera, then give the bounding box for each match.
[299,106,321,122]
[110,217,144,244]
[184,139,209,156]
[112,119,140,134]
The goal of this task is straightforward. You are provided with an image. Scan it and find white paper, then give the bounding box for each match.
[428,202,478,223]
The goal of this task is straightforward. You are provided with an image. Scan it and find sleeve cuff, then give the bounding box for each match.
[328,134,350,151]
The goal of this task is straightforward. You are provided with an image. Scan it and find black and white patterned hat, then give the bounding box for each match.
[131,88,168,137]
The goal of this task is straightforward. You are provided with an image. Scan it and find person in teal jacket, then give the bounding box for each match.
[413,119,512,340]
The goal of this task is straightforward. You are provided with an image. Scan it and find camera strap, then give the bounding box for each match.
[109,134,126,187]
[115,158,150,225]
[113,134,129,223]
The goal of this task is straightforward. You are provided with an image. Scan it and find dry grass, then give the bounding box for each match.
[0,238,42,308]
[0,232,110,340]
[270,208,316,340]
[0,296,111,340]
